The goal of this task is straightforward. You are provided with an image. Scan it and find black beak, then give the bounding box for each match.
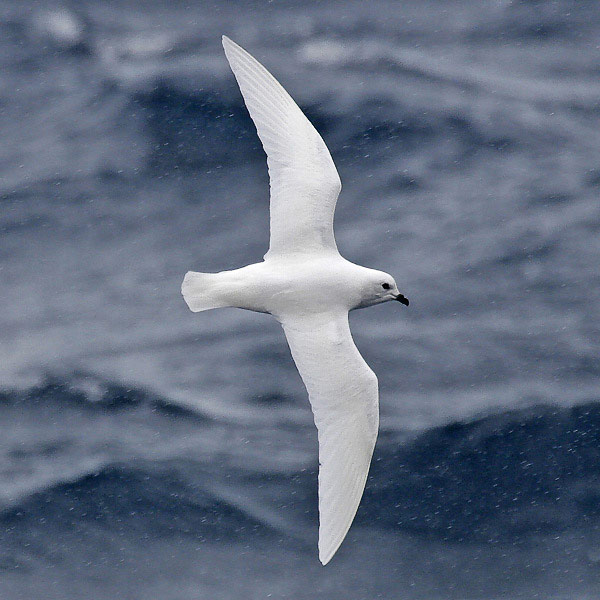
[396,294,409,306]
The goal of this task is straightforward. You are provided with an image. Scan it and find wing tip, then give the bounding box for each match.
[318,531,347,566]
[221,34,235,53]
[316,457,375,566]
[318,510,358,566]
[318,547,334,566]
[222,34,240,53]
[221,35,251,69]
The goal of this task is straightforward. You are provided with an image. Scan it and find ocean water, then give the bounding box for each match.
[1,0,600,598]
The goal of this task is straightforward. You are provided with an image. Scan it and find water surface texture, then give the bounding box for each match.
[1,1,600,598]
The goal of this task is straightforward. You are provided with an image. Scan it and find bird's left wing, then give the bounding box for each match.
[222,36,342,258]
[279,311,379,565]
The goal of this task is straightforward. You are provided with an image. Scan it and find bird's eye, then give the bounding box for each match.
[381,283,391,290]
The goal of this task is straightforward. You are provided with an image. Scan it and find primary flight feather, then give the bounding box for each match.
[182,35,409,565]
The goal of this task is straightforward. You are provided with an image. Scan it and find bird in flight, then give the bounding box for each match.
[182,36,409,565]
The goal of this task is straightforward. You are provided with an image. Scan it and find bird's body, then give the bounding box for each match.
[182,36,408,565]
[183,256,397,317]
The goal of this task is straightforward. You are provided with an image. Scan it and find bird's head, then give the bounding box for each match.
[354,269,409,309]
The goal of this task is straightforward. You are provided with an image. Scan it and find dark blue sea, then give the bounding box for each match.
[2,1,600,598]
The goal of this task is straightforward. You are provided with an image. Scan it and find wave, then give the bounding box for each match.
[6,21,588,195]
[3,385,600,547]
[0,374,208,422]
[5,2,596,167]
[0,462,276,543]
[132,81,344,172]
[299,37,600,108]
[362,402,600,542]
[30,8,92,55]
[129,80,525,185]
[132,83,265,170]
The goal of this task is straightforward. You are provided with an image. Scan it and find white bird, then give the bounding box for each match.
[182,36,409,565]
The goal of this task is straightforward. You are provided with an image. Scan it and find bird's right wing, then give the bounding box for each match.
[222,36,342,258]
[280,311,379,565]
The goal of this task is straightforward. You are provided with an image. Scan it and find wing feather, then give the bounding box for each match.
[222,36,342,257]
[280,312,379,564]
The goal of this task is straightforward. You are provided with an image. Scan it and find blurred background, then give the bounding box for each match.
[1,0,600,598]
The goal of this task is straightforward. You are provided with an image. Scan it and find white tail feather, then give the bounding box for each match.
[181,271,231,312]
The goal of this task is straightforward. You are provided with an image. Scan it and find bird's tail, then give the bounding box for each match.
[181,271,231,312]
